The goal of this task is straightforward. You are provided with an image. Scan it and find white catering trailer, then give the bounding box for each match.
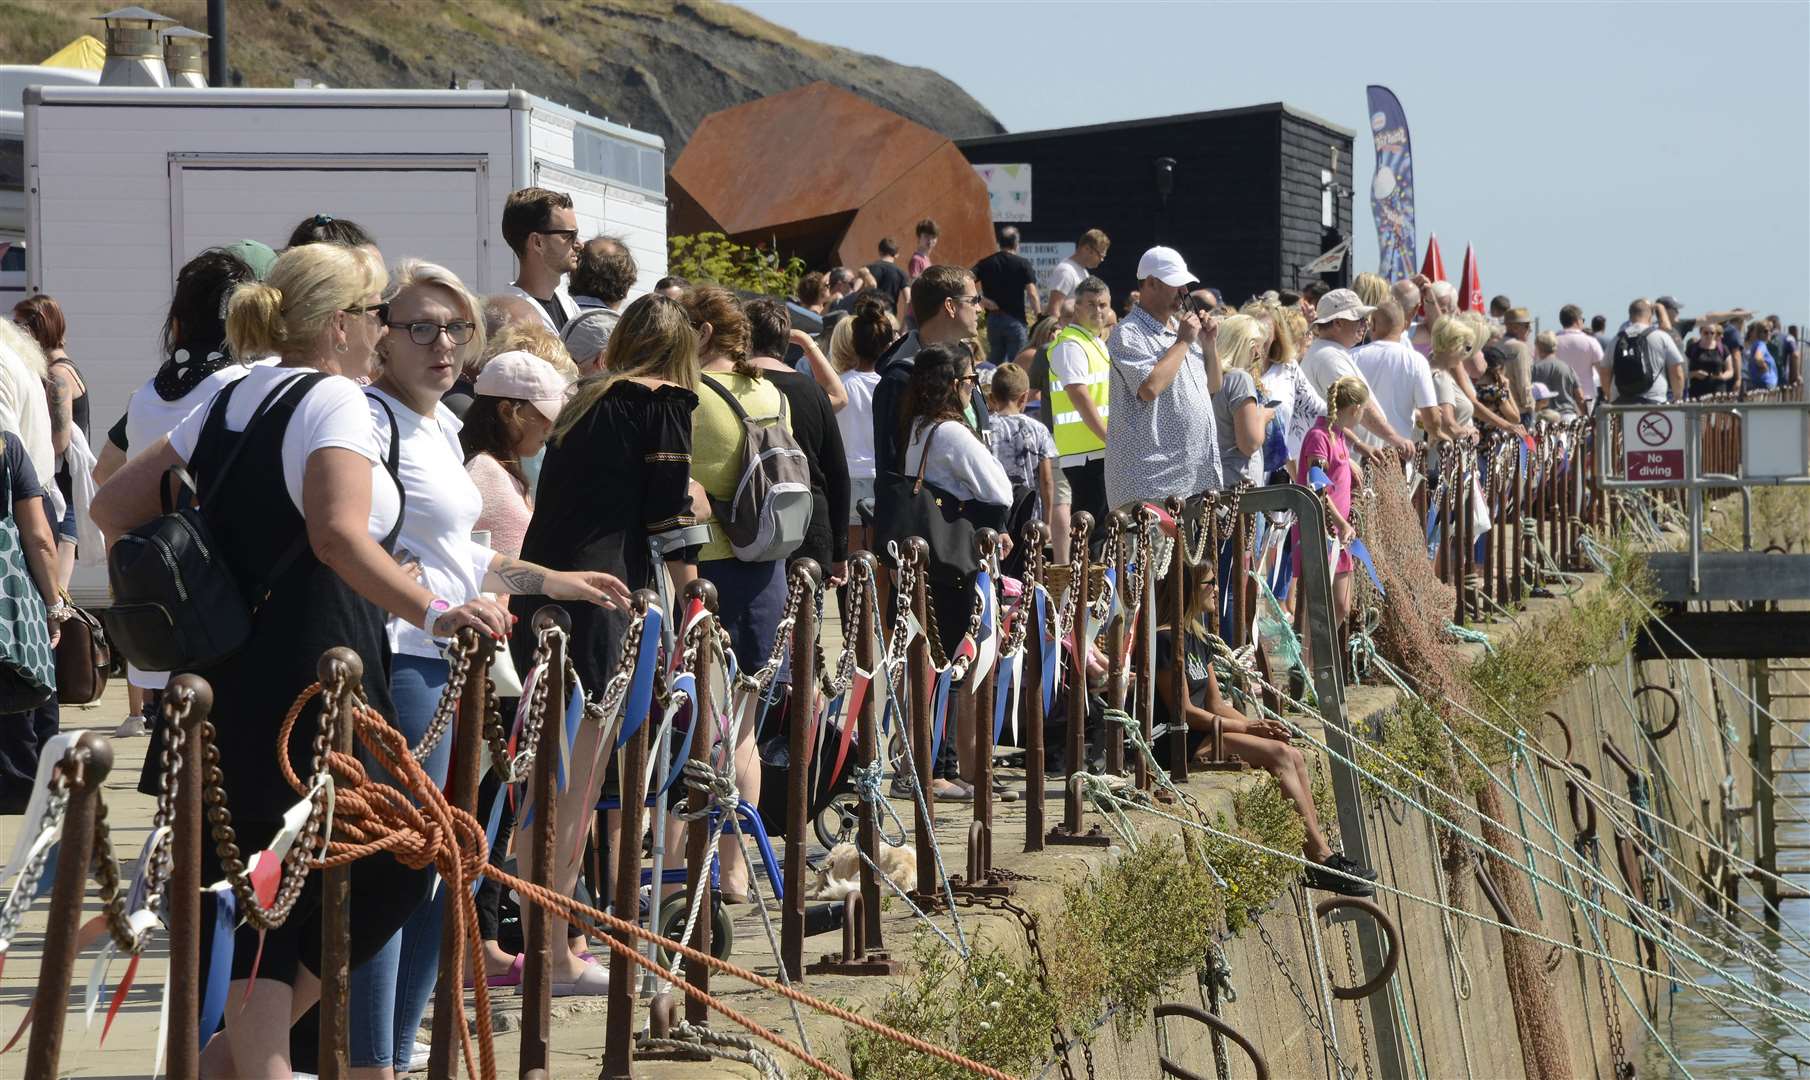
[22,86,667,603]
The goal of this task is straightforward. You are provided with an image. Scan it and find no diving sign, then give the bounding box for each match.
[1624,409,1686,484]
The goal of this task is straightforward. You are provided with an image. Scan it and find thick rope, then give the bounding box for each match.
[271,682,1013,1080]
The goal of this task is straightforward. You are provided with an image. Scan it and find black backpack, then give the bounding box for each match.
[103,373,327,672]
[1611,326,1659,398]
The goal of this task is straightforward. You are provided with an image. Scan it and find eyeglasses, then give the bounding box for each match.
[345,302,389,323]
[955,372,979,385]
[534,229,579,243]
[956,295,984,307]
[387,320,477,346]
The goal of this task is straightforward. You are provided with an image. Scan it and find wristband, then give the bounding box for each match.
[422,597,452,635]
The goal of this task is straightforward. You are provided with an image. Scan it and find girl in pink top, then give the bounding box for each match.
[459,354,566,560]
[1292,375,1369,672]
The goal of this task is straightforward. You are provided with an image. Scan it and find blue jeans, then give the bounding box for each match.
[987,314,1029,369]
[349,654,452,1068]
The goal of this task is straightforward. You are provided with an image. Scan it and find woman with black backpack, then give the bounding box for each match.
[92,242,511,1077]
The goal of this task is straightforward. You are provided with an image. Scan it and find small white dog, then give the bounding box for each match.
[806,841,917,900]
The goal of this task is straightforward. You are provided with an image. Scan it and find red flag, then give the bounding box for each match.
[1457,243,1482,312]
[1420,235,1446,282]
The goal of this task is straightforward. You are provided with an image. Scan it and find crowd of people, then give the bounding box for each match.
[0,188,1797,1075]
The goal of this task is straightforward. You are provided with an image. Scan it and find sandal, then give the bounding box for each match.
[932,779,974,801]
[464,952,524,989]
[551,963,610,996]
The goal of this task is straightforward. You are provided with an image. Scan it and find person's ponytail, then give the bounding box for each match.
[226,281,287,359]
[850,295,895,366]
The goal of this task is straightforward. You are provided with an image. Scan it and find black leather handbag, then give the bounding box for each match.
[874,422,1008,583]
[101,374,324,672]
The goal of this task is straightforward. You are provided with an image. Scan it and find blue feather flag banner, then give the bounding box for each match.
[618,605,664,745]
[1366,85,1417,281]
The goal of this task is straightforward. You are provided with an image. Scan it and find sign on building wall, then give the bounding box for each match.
[973,163,1032,222]
[1020,241,1074,296]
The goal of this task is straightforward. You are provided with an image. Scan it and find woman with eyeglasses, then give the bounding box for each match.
[91,243,512,1077]
[897,341,1011,796]
[346,260,632,1071]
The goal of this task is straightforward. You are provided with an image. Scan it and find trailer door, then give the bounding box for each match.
[171,153,492,289]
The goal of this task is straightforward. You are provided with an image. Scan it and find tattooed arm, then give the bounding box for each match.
[46,369,72,456]
[483,553,632,610]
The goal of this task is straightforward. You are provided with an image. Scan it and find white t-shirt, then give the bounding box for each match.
[167,365,401,541]
[902,419,1012,506]
[1047,337,1095,388]
[125,363,262,457]
[1045,257,1087,306]
[1351,339,1438,448]
[366,387,496,660]
[837,369,881,481]
[1264,362,1325,462]
[1300,336,1364,403]
[0,350,54,485]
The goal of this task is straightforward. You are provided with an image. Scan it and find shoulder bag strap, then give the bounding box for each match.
[700,372,752,422]
[188,371,321,511]
[911,422,940,494]
[364,392,409,552]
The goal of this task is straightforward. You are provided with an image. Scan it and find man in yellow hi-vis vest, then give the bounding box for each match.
[1043,275,1112,560]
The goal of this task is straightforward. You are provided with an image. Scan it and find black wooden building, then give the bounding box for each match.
[958,103,1355,308]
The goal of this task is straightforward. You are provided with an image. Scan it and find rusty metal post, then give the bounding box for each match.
[1048,511,1109,848]
[808,555,900,975]
[24,733,112,1079]
[1455,454,1474,626]
[1103,511,1131,777]
[317,647,362,1080]
[429,632,493,1079]
[901,538,943,902]
[1132,511,1155,794]
[1021,523,1050,850]
[166,676,210,1080]
[782,560,821,980]
[1510,444,1527,603]
[681,580,719,1026]
[1165,498,1191,784]
[521,610,568,1077]
[603,593,658,1080]
[957,532,1008,895]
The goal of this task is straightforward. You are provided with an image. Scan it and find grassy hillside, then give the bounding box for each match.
[0,0,1003,154]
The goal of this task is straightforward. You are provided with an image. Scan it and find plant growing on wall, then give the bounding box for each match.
[667,232,806,296]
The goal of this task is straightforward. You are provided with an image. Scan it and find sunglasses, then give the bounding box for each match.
[534,229,579,242]
[387,320,477,346]
[345,302,389,323]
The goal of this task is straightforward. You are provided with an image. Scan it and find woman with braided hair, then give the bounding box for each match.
[1291,375,1368,677]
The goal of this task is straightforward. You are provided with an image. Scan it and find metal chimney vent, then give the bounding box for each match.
[162,26,210,88]
[95,6,174,88]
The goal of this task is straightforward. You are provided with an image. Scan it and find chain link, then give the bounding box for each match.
[1255,905,1357,1080]
[0,786,69,946]
[413,631,478,761]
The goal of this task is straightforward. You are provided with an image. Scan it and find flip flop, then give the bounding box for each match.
[466,952,524,989]
[551,964,610,997]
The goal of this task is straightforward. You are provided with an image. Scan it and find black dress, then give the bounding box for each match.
[146,372,425,984]
[510,380,697,693]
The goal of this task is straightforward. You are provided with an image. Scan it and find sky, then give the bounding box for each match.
[740,0,1809,329]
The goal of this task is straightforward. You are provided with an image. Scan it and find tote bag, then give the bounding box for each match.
[875,422,1008,582]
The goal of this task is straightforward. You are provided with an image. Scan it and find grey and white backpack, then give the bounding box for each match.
[701,375,812,562]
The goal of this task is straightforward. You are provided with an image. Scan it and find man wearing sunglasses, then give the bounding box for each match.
[501,186,580,333]
[870,263,991,481]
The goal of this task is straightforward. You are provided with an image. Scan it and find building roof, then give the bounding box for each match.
[670,81,953,234]
[958,101,1356,149]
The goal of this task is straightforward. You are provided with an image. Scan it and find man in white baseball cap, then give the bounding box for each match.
[1301,288,1415,456]
[1103,246,1224,508]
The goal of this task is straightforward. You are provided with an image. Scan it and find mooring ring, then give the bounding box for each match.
[1536,711,1574,767]
[1314,895,1401,1000]
[1152,1003,1269,1080]
[1632,683,1680,740]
